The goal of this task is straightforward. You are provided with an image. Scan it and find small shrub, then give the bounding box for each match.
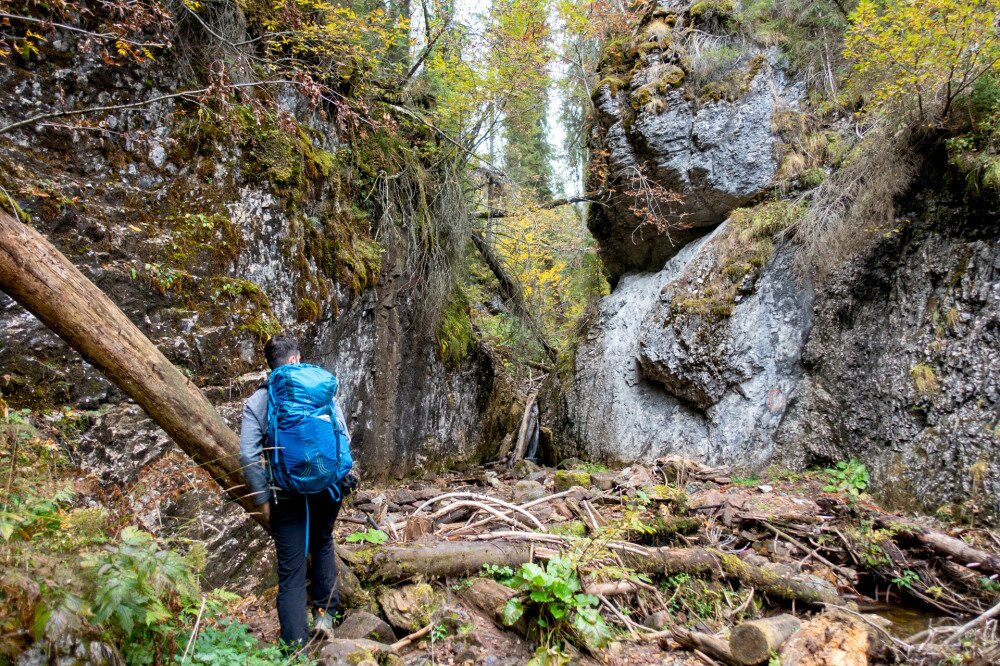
[179,621,310,665]
[482,564,516,586]
[345,529,388,545]
[501,556,611,650]
[892,569,919,590]
[823,459,869,497]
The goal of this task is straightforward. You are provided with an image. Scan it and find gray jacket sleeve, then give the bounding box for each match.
[239,389,270,506]
[334,399,351,444]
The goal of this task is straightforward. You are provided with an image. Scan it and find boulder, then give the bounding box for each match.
[554,470,591,492]
[511,459,541,479]
[335,610,396,644]
[318,638,400,666]
[591,471,616,491]
[513,480,546,504]
[378,583,439,632]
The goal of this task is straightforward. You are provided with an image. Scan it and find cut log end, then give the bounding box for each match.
[730,614,802,665]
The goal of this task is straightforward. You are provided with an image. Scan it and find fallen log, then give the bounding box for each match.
[341,538,843,606]
[458,578,526,634]
[617,546,842,606]
[343,541,532,582]
[729,614,802,665]
[672,628,737,665]
[0,211,262,526]
[878,516,1000,576]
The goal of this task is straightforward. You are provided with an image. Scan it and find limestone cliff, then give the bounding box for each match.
[548,2,1000,518]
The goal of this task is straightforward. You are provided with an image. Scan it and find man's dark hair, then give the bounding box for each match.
[264,334,300,370]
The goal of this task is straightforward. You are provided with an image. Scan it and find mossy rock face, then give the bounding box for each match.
[554,469,591,491]
[656,65,686,91]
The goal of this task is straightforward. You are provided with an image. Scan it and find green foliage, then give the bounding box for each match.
[482,564,517,586]
[345,529,388,545]
[892,569,919,590]
[572,461,607,474]
[179,620,310,665]
[660,572,754,624]
[0,488,70,542]
[823,459,869,496]
[979,577,1000,593]
[501,556,611,650]
[730,475,760,487]
[430,622,448,643]
[80,527,200,664]
[946,75,1000,192]
[845,0,1000,126]
[437,285,476,367]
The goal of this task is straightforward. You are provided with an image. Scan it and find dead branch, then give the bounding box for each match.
[472,191,602,219]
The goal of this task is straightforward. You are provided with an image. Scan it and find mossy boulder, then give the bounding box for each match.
[318,638,400,666]
[378,583,439,632]
[554,469,591,491]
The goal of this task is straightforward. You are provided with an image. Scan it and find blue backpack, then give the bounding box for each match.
[266,363,353,500]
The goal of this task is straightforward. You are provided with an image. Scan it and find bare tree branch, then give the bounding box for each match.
[473,191,603,219]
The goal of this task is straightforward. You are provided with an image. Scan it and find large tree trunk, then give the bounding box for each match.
[0,211,264,527]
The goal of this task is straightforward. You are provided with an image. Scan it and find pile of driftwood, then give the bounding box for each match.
[336,456,1000,665]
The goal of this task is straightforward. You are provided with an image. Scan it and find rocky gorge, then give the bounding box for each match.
[544,2,1000,520]
[2,0,1000,664]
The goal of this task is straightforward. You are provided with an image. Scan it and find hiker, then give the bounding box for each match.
[239,333,356,647]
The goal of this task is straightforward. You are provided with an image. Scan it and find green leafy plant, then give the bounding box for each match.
[81,527,200,664]
[892,569,919,590]
[345,529,388,545]
[501,556,611,650]
[730,475,760,487]
[482,564,516,585]
[823,459,869,497]
[179,620,311,665]
[431,623,448,643]
[980,576,1000,593]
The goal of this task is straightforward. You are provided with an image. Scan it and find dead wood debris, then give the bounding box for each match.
[332,458,1000,664]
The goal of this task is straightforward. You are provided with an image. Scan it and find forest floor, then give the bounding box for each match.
[229,458,1000,666]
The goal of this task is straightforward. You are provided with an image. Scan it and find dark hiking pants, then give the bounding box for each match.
[270,490,342,646]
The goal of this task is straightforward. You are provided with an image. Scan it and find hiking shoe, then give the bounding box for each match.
[311,609,335,639]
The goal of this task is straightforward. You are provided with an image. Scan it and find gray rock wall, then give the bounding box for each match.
[552,221,812,468]
[775,190,1000,516]
[587,3,803,279]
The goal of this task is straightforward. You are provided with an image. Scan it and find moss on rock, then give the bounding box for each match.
[554,469,591,491]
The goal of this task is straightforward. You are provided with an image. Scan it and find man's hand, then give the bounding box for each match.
[258,502,271,520]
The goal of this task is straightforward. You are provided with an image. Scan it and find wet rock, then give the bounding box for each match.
[513,480,546,504]
[378,583,439,632]
[511,458,541,479]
